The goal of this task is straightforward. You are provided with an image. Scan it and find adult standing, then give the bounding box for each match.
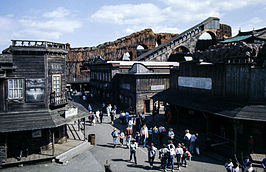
[99,110,103,123]
[248,136,254,154]
[181,143,188,167]
[125,125,133,148]
[175,143,183,170]
[168,128,175,141]
[95,109,100,123]
[113,105,117,117]
[169,144,176,172]
[147,143,157,168]
[195,133,200,156]
[106,104,112,117]
[129,140,138,164]
[110,109,115,125]
[190,133,197,154]
[88,104,92,112]
[140,124,149,147]
[184,129,191,150]
[111,128,118,148]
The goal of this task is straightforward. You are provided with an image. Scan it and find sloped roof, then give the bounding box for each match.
[152,89,266,122]
[220,27,266,43]
[128,63,152,74]
[0,101,89,133]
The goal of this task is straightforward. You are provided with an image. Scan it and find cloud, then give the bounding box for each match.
[43,7,71,18]
[91,3,165,25]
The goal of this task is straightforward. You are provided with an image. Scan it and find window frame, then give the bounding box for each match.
[52,74,61,96]
[8,78,24,99]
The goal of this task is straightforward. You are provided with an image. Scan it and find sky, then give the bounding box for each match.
[0,0,265,51]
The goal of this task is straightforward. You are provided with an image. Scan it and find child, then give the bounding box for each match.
[119,131,125,146]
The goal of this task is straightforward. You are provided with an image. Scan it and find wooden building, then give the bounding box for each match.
[84,61,178,113]
[0,40,88,164]
[153,46,266,156]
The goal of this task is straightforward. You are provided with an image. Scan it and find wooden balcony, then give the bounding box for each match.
[50,92,67,109]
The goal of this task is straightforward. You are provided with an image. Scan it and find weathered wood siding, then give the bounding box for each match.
[225,65,266,100]
[48,56,66,105]
[177,62,225,96]
[249,68,266,100]
[7,55,46,111]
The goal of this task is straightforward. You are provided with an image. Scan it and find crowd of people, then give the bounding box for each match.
[109,107,201,171]
[85,101,265,172]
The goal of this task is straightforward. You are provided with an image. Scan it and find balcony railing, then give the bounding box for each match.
[11,40,67,50]
[50,92,67,108]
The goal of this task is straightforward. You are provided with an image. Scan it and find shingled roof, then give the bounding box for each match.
[0,101,89,133]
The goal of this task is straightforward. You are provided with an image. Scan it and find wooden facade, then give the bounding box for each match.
[0,40,88,164]
[154,60,266,156]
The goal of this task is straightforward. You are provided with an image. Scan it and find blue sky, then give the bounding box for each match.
[0,0,265,51]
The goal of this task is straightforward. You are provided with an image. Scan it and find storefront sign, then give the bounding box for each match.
[151,85,165,91]
[178,76,212,90]
[65,107,78,118]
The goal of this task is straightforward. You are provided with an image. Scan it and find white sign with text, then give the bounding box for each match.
[178,76,212,90]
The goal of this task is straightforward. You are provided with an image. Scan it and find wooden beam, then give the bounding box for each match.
[84,118,86,141]
[52,131,55,156]
[233,120,237,153]
[202,112,209,136]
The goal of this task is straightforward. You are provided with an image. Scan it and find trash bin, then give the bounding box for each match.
[88,134,95,145]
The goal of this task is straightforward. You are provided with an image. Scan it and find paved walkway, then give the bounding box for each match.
[2,115,226,172]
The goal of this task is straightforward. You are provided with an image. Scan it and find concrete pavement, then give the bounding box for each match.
[2,114,227,172]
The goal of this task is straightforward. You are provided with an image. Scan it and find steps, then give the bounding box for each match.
[55,141,91,164]
[66,123,85,140]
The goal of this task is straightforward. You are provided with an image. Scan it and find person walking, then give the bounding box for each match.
[99,110,103,123]
[111,128,118,148]
[175,143,183,170]
[159,144,169,172]
[129,140,138,164]
[147,143,157,168]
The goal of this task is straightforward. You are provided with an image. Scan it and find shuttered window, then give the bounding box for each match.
[8,79,24,99]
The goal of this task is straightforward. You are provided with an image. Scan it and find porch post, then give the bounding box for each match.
[52,131,55,156]
[78,120,80,131]
[4,134,7,157]
[84,118,86,141]
[203,112,209,136]
[233,120,237,153]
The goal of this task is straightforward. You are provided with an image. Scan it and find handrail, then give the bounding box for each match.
[135,17,220,61]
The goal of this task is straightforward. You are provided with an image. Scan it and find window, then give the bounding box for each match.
[52,74,61,96]
[8,79,24,99]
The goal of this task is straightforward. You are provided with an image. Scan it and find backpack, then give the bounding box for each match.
[112,131,117,137]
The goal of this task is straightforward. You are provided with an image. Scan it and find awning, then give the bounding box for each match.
[0,101,89,133]
[152,89,266,122]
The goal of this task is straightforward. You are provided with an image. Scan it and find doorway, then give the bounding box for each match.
[144,100,150,113]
